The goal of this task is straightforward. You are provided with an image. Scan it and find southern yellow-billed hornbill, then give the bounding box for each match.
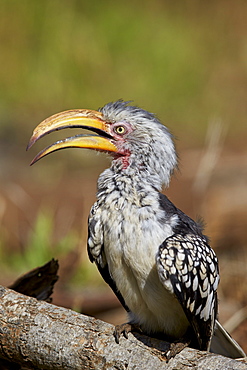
[28,100,245,359]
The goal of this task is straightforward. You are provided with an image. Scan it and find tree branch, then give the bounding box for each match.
[0,286,246,369]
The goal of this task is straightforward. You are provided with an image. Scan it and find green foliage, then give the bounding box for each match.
[25,208,77,267]
[70,257,103,288]
[1,0,247,146]
[0,208,77,275]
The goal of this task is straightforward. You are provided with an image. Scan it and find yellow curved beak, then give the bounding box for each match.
[27,109,118,165]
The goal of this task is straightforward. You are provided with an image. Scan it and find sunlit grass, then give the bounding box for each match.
[25,209,77,267]
[0,205,103,287]
[0,208,77,275]
[1,0,247,147]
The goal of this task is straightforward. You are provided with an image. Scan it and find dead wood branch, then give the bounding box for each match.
[8,259,59,302]
[0,286,246,369]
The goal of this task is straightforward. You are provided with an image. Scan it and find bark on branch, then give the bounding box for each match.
[0,285,246,369]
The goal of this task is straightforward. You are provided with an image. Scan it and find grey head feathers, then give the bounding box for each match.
[99,100,178,189]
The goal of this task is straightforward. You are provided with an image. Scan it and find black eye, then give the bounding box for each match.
[114,125,126,135]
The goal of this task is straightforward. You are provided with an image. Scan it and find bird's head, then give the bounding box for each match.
[27,100,177,188]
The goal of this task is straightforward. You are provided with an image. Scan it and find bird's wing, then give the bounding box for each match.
[157,233,219,350]
[87,207,130,312]
[89,244,130,312]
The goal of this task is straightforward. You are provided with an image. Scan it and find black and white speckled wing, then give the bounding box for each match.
[157,233,219,350]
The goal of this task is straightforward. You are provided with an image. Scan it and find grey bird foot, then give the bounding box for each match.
[114,323,141,344]
[165,338,191,361]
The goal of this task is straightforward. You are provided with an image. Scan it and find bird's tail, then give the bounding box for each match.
[210,320,246,358]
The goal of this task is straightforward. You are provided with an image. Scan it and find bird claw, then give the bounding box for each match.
[165,338,191,361]
[114,323,141,344]
[114,324,190,361]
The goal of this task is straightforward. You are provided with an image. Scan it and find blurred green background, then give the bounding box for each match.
[0,0,246,351]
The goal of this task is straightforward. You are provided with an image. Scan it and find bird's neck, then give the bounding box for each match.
[109,147,175,191]
[97,164,163,206]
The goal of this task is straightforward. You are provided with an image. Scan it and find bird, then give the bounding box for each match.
[27,100,246,359]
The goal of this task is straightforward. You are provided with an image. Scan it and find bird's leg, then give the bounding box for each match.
[114,323,142,344]
[165,336,191,361]
[114,324,191,360]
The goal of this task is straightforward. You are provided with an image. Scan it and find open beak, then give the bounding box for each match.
[27,109,118,165]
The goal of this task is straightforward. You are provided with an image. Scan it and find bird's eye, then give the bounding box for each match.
[114,125,126,135]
